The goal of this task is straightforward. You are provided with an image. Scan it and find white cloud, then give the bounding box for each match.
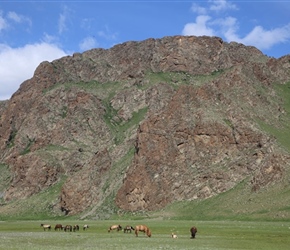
[42,33,58,44]
[0,43,67,100]
[209,0,238,12]
[191,0,237,15]
[0,12,8,31]
[97,26,118,41]
[7,11,31,26]
[183,0,290,54]
[213,16,238,38]
[212,16,290,50]
[227,24,290,50]
[182,15,215,36]
[7,11,22,23]
[58,6,72,34]
[58,13,67,34]
[190,3,207,15]
[81,18,94,31]
[79,36,98,51]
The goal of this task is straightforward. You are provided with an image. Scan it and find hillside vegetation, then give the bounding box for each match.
[0,36,290,220]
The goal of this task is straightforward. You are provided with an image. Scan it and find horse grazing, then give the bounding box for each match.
[54,224,63,231]
[40,224,51,231]
[83,224,89,230]
[123,225,135,233]
[135,225,151,237]
[73,225,79,232]
[171,233,178,238]
[64,225,72,232]
[108,224,122,232]
[190,226,197,238]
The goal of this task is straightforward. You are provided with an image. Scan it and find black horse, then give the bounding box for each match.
[190,226,197,238]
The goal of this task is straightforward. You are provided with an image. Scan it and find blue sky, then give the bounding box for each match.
[0,0,290,100]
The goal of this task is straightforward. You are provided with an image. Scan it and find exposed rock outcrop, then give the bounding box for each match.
[0,36,290,216]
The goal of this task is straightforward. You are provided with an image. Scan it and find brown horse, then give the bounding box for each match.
[64,225,72,232]
[123,225,135,233]
[135,225,151,237]
[108,224,122,232]
[54,224,63,231]
[190,226,197,238]
[40,224,51,231]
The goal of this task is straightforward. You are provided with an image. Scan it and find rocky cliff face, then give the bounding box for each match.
[0,36,290,216]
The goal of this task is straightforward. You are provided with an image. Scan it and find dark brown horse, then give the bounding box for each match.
[108,224,122,232]
[64,225,72,232]
[54,224,63,231]
[190,226,197,238]
[73,225,79,232]
[123,225,135,233]
[135,225,151,237]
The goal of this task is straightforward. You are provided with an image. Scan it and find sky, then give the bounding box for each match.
[0,0,290,100]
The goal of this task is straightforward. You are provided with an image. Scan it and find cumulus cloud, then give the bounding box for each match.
[213,16,238,38]
[0,43,67,100]
[229,24,290,50]
[182,0,290,53]
[182,15,215,36]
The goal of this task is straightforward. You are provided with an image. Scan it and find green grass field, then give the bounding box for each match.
[0,220,289,250]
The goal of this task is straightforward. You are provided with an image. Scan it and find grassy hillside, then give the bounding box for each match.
[148,177,290,221]
[1,72,290,221]
[0,179,66,221]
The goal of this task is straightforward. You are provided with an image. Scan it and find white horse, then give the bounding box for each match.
[171,233,178,238]
[41,224,51,231]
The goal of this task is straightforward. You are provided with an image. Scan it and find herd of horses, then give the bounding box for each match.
[108,224,152,237]
[41,223,197,238]
[41,223,89,232]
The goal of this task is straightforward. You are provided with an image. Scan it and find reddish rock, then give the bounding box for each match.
[0,36,290,215]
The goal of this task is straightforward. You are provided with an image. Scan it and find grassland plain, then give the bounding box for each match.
[0,220,290,250]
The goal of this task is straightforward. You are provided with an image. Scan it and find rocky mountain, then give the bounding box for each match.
[1,35,290,218]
